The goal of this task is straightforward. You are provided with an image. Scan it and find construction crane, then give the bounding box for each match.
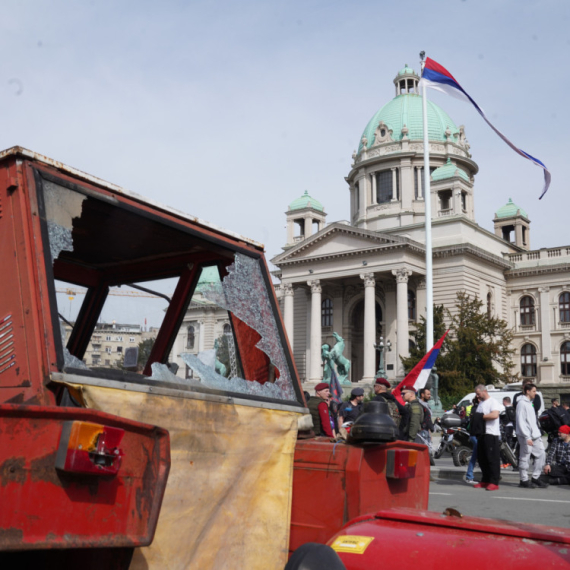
[56,287,164,299]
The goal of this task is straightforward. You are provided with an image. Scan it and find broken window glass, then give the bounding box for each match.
[179,255,296,401]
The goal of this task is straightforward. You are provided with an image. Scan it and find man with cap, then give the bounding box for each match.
[401,386,425,443]
[338,387,364,426]
[373,377,406,437]
[307,383,336,438]
[541,425,570,485]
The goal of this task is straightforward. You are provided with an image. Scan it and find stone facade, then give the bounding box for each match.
[270,66,570,402]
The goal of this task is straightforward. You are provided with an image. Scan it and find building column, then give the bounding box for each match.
[371,172,377,204]
[539,287,552,359]
[453,189,462,215]
[392,268,412,377]
[308,280,322,382]
[360,272,376,383]
[416,279,427,321]
[283,283,295,348]
[391,168,398,201]
[304,217,313,238]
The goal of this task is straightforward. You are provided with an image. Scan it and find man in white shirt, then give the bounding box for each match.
[516,382,548,489]
[473,384,501,491]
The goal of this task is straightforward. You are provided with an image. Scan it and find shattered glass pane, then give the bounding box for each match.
[149,362,201,387]
[47,222,73,265]
[43,180,86,264]
[181,353,288,399]
[198,254,296,401]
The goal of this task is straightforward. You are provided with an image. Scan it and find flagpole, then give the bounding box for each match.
[420,51,434,352]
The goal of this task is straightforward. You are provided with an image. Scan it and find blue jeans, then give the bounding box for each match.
[466,436,478,480]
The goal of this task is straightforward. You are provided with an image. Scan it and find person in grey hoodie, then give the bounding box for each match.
[515,382,548,488]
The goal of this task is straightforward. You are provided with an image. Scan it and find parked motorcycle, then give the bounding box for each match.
[433,413,474,466]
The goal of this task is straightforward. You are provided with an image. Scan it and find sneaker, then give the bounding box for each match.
[473,482,488,489]
[519,480,537,488]
[486,484,500,491]
[464,477,475,484]
[531,478,549,489]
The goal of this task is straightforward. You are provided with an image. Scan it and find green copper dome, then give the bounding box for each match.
[398,64,415,76]
[495,198,528,219]
[288,190,324,212]
[358,94,460,152]
[432,158,470,182]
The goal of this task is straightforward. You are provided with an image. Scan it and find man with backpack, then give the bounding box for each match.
[401,386,424,443]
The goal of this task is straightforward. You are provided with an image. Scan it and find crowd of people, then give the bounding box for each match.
[461,380,570,490]
[306,377,570,491]
[305,376,432,444]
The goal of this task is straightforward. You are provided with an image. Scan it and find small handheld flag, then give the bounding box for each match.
[330,368,343,404]
[419,57,551,199]
[392,330,449,405]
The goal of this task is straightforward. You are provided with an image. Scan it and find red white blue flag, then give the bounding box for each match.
[392,330,449,404]
[419,57,551,199]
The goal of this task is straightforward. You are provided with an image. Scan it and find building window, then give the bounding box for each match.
[561,342,570,376]
[105,347,112,354]
[521,343,537,377]
[223,324,232,336]
[461,192,467,211]
[116,336,123,342]
[487,292,492,317]
[408,291,416,320]
[106,335,112,341]
[187,325,195,349]
[129,337,135,343]
[520,296,535,326]
[377,171,391,203]
[105,359,111,366]
[117,346,123,353]
[92,356,100,365]
[560,292,570,323]
[321,298,333,327]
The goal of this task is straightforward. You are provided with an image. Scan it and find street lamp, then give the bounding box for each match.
[374,336,392,377]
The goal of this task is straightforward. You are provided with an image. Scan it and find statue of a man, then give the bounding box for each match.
[321,343,333,384]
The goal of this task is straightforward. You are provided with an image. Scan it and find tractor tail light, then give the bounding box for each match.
[386,449,418,479]
[55,421,124,476]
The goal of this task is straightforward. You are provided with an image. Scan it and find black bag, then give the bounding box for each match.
[469,412,485,436]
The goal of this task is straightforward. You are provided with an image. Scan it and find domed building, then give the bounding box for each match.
[272,66,570,400]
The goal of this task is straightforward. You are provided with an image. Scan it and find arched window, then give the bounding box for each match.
[321,298,333,327]
[187,325,195,349]
[520,296,535,326]
[521,343,537,377]
[561,342,570,376]
[408,290,416,320]
[223,323,232,336]
[560,292,570,323]
[487,292,492,317]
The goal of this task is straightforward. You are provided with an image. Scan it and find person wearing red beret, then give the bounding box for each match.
[307,383,336,438]
[372,376,407,438]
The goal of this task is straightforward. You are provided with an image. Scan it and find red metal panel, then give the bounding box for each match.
[328,507,570,569]
[290,439,430,553]
[0,404,170,551]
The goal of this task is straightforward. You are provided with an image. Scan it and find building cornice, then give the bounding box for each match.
[433,243,513,270]
[271,222,425,267]
[505,263,570,279]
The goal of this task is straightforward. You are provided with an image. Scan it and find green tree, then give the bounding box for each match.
[401,292,516,403]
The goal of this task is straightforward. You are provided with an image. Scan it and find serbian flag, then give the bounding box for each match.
[419,57,551,199]
[392,330,449,405]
